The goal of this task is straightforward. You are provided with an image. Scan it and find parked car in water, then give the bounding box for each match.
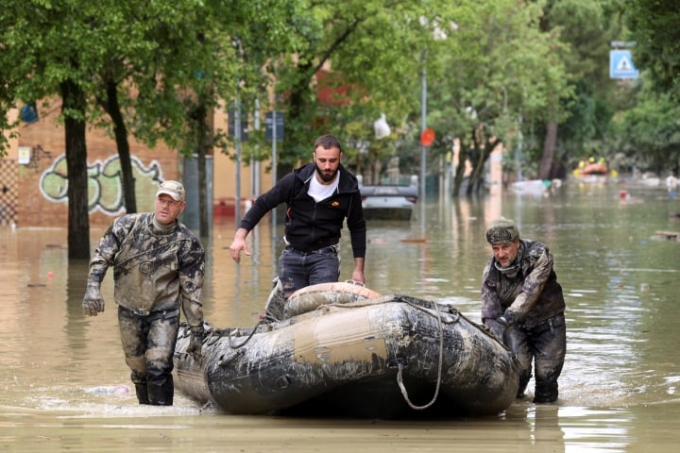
[357,175,418,220]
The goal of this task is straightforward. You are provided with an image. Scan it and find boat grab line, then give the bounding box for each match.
[396,301,445,411]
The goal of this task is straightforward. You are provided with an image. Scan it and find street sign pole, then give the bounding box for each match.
[252,99,260,198]
[271,110,277,233]
[235,98,242,225]
[420,50,427,228]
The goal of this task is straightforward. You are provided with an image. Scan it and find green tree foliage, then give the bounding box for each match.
[4,0,678,241]
[425,0,570,194]
[545,0,616,175]
[0,73,19,156]
[523,0,613,180]
[627,0,680,100]
[1,0,301,249]
[2,0,112,259]
[110,0,300,234]
[585,0,680,174]
[85,0,299,219]
[614,84,680,174]
[270,0,468,173]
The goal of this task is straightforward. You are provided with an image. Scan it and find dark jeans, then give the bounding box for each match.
[505,312,566,403]
[278,244,340,299]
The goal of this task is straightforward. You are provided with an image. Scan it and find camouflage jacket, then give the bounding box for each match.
[481,239,565,329]
[87,213,205,331]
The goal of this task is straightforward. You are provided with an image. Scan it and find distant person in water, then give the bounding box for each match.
[666,171,678,196]
[480,217,566,404]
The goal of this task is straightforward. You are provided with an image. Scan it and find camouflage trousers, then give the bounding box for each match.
[505,312,566,403]
[118,306,179,405]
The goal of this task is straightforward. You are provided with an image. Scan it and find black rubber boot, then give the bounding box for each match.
[147,369,174,406]
[135,383,150,405]
[517,369,531,399]
[533,382,558,404]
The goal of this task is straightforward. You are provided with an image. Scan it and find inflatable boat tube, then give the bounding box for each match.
[284,281,381,318]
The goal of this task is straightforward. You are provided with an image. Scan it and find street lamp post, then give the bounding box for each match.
[234,98,242,225]
[233,38,244,225]
[516,114,524,182]
[420,50,427,224]
[420,50,427,205]
[417,17,456,215]
[252,99,261,198]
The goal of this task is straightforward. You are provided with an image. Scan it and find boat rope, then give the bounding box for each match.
[226,322,263,349]
[209,322,265,349]
[325,295,459,324]
[396,300,445,411]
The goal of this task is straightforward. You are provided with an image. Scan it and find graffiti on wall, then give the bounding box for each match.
[39,154,166,214]
[23,145,53,170]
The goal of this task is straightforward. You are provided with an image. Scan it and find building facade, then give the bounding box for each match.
[1,102,273,228]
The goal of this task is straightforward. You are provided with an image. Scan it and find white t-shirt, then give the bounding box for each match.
[308,170,340,202]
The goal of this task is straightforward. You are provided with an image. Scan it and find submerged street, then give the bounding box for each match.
[1,181,679,452]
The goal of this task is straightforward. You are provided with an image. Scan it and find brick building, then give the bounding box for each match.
[1,101,273,228]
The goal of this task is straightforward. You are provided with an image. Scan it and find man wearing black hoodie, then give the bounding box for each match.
[229,134,366,318]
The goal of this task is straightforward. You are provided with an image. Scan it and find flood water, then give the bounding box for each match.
[1,181,680,452]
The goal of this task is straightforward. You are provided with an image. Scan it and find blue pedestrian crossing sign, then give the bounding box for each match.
[610,50,639,79]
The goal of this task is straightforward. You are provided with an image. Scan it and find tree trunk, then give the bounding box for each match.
[60,80,91,260]
[466,129,485,196]
[103,80,137,213]
[452,145,470,197]
[538,120,558,180]
[467,147,487,196]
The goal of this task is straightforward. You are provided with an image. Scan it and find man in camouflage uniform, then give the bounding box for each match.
[82,180,205,406]
[481,217,566,403]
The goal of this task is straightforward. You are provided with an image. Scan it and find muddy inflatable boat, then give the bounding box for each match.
[173,282,520,418]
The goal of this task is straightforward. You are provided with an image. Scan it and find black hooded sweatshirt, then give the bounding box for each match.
[239,163,366,258]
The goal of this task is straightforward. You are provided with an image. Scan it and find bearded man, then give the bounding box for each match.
[228,134,366,319]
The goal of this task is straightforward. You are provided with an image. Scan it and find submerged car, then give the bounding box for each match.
[358,175,418,220]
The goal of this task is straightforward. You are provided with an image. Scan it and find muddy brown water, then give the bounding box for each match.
[1,181,679,452]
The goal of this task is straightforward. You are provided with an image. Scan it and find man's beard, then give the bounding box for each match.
[315,165,338,183]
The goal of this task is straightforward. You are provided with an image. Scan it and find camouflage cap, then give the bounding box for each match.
[486,217,520,244]
[156,180,185,201]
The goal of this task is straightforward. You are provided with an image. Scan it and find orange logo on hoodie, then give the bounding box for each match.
[332,201,340,207]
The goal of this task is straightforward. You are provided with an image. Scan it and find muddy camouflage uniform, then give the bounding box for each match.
[481,236,566,403]
[86,213,205,405]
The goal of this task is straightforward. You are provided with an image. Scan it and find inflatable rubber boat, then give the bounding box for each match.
[173,282,520,418]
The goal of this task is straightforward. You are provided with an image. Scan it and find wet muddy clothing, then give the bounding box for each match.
[504,312,566,403]
[239,163,366,258]
[87,213,205,333]
[118,306,179,405]
[86,213,205,405]
[481,239,566,403]
[481,240,565,328]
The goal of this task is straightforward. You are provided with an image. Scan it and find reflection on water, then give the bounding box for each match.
[1,182,679,452]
